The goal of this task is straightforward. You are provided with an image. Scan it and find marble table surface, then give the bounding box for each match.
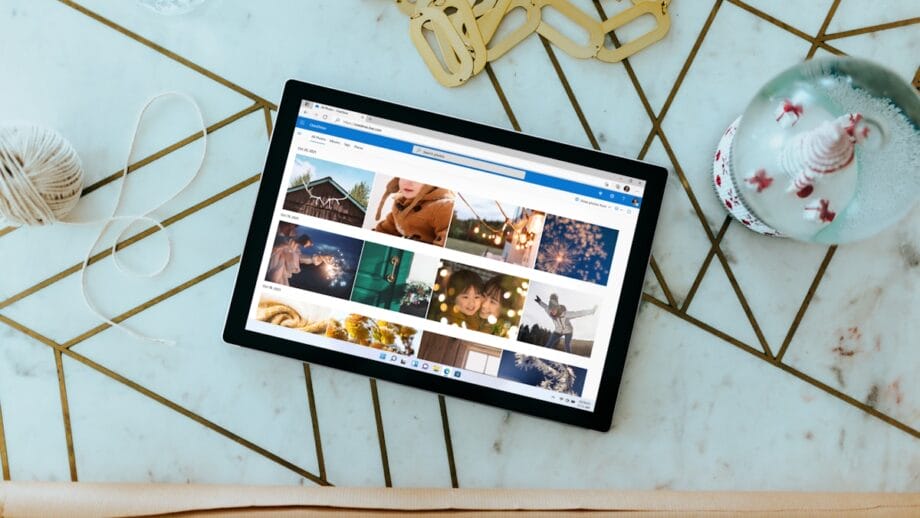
[1,0,918,490]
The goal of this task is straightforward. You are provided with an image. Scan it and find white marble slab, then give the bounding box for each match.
[64,267,322,482]
[684,257,763,352]
[661,1,813,233]
[374,380,454,487]
[603,0,719,116]
[307,364,386,487]
[62,353,313,485]
[830,26,919,82]
[641,137,713,307]
[0,332,71,481]
[72,0,513,129]
[445,302,920,490]
[0,0,252,189]
[487,33,589,146]
[742,0,834,36]
[783,204,920,431]
[1,112,266,342]
[827,0,920,33]
[713,224,829,355]
[0,0,916,492]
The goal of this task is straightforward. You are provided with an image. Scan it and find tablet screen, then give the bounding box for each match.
[245,99,646,413]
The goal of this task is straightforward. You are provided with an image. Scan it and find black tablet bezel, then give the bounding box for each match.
[224,80,667,431]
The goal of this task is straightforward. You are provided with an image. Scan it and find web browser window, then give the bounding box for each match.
[245,100,646,412]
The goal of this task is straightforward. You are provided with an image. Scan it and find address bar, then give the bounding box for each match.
[411,145,526,179]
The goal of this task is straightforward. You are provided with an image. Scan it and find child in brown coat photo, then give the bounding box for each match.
[372,177,455,246]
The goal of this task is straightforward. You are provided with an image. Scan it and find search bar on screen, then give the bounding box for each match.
[411,145,526,179]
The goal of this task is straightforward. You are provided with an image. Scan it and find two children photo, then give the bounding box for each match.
[426,260,527,339]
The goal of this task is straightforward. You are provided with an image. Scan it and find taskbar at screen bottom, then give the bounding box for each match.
[245,319,595,412]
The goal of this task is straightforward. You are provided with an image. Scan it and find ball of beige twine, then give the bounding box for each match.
[0,124,84,226]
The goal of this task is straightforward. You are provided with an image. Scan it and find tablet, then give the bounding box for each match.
[224,80,667,431]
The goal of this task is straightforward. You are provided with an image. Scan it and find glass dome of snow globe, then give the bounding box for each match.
[713,57,920,244]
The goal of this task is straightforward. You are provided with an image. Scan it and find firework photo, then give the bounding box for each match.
[446,193,545,267]
[282,156,374,227]
[496,351,587,396]
[265,222,363,299]
[534,215,619,285]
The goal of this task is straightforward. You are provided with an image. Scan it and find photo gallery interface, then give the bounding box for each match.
[246,99,646,411]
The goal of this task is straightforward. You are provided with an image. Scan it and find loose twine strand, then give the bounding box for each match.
[0,92,207,345]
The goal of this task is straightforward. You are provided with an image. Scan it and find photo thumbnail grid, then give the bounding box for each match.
[282,155,620,286]
[254,292,589,397]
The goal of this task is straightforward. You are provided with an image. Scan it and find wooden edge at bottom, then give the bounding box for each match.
[1,482,918,517]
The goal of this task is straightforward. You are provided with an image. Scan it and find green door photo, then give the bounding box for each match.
[351,243,412,311]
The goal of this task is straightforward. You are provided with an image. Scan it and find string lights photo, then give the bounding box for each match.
[446,192,546,267]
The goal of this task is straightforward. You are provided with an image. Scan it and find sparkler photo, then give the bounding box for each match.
[266,221,363,299]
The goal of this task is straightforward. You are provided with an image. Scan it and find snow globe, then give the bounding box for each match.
[713,57,920,244]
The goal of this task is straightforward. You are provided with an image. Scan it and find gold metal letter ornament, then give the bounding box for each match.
[398,0,673,87]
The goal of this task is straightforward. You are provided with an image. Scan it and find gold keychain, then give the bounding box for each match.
[409,6,475,86]
[596,0,671,63]
[398,0,673,87]
[533,0,604,59]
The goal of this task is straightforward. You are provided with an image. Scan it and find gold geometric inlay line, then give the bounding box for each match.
[369,379,393,487]
[653,129,772,358]
[263,106,275,138]
[534,31,679,307]
[643,294,763,358]
[648,256,677,308]
[643,105,771,353]
[0,103,261,243]
[0,173,260,312]
[727,0,845,56]
[438,395,459,488]
[0,402,10,481]
[774,245,837,363]
[635,0,724,159]
[0,312,331,486]
[822,16,920,41]
[483,63,522,132]
[680,215,732,312]
[642,295,920,440]
[710,238,773,357]
[62,256,243,350]
[537,35,600,150]
[582,4,684,309]
[59,0,276,109]
[81,103,262,199]
[806,0,842,59]
[301,363,328,483]
[54,349,78,482]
